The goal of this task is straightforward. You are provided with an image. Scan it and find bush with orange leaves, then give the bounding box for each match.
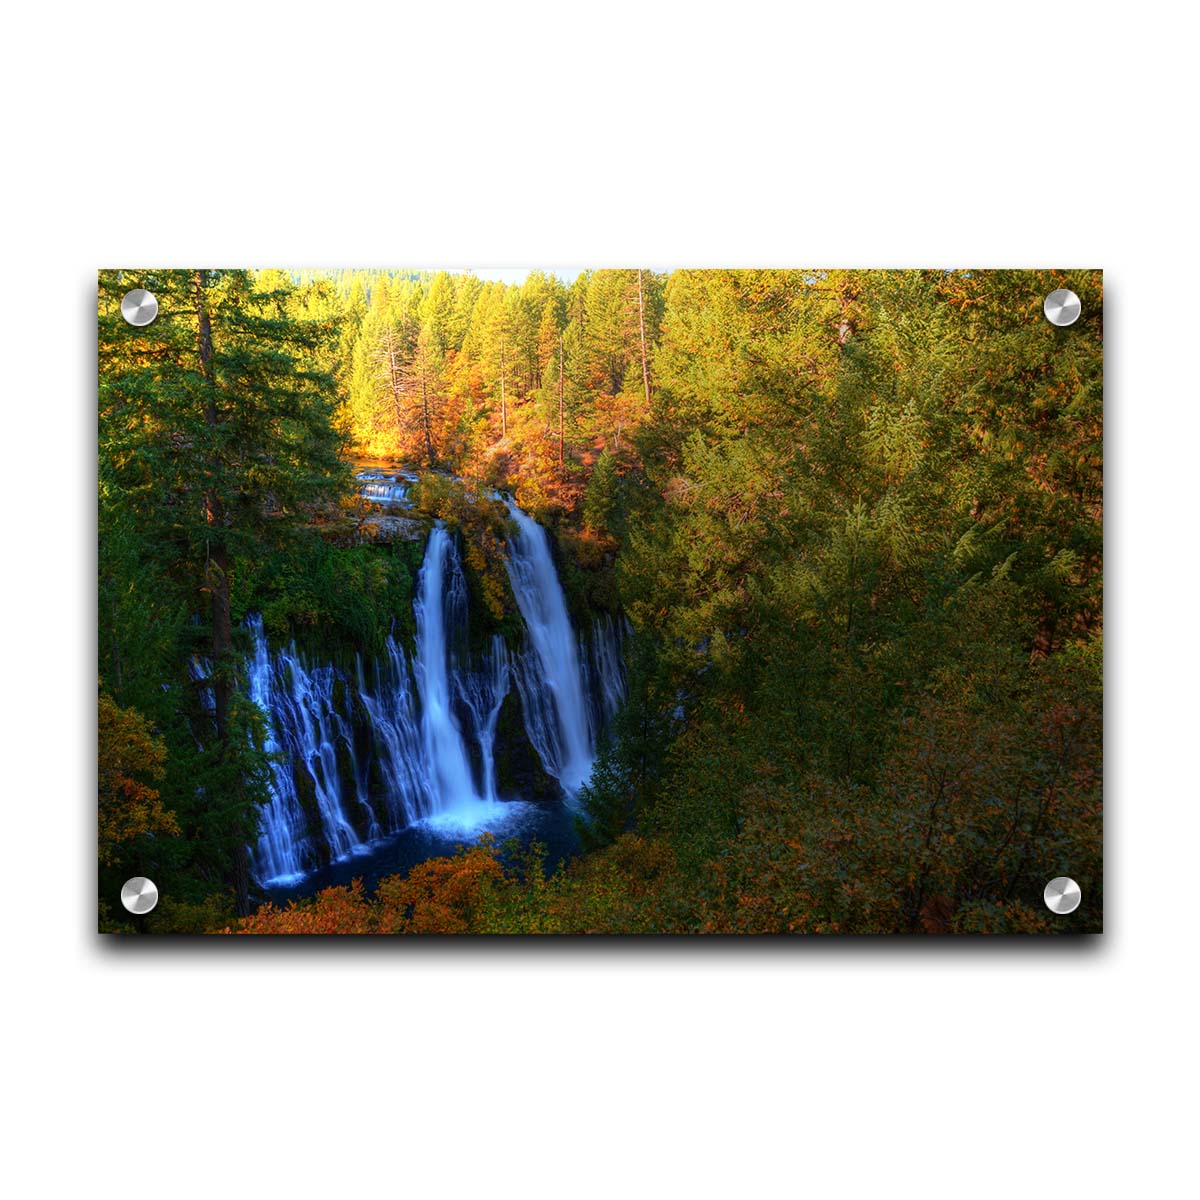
[232,879,376,935]
[374,840,507,933]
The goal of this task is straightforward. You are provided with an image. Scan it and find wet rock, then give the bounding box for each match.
[494,689,559,802]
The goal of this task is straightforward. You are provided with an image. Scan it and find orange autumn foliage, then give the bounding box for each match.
[233,879,376,934]
[98,692,179,865]
[234,839,505,935]
[374,843,506,933]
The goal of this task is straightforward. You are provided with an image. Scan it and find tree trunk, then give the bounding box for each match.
[419,345,435,468]
[195,271,250,918]
[836,286,857,347]
[108,593,122,693]
[558,332,565,477]
[386,330,403,444]
[637,269,651,406]
[500,332,507,438]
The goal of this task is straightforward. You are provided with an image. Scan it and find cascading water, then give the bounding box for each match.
[273,645,368,860]
[584,613,628,737]
[355,637,435,829]
[503,500,594,791]
[414,523,489,815]
[243,618,379,883]
[243,500,626,888]
[456,635,510,804]
[246,617,309,884]
[356,469,416,507]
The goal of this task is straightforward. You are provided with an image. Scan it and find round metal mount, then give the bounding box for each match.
[121,288,159,327]
[1043,876,1081,915]
[121,876,159,915]
[1043,288,1081,327]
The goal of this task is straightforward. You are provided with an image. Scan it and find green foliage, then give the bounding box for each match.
[577,631,673,849]
[237,533,423,655]
[606,268,1103,933]
[582,450,620,536]
[576,738,629,851]
[143,892,237,935]
[100,267,1102,935]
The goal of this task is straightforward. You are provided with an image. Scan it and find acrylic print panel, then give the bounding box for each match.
[97,269,1102,936]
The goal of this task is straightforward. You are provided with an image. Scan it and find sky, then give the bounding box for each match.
[467,267,582,286]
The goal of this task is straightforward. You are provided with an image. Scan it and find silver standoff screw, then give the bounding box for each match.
[1043,288,1081,327]
[1043,876,1081,915]
[121,876,159,915]
[121,288,159,327]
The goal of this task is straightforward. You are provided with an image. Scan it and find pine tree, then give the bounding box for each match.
[98,268,347,913]
[537,298,561,389]
[422,271,456,356]
[409,323,442,466]
[576,631,669,849]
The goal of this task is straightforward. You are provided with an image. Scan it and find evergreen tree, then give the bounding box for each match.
[576,631,670,849]
[98,268,348,913]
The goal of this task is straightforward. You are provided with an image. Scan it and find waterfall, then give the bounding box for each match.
[245,617,369,883]
[243,504,627,885]
[414,523,489,814]
[456,635,510,803]
[584,614,628,738]
[356,469,415,507]
[245,618,308,884]
[503,500,594,791]
[355,637,435,829]
[275,646,368,861]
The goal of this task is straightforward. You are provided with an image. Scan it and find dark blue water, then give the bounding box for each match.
[255,798,581,906]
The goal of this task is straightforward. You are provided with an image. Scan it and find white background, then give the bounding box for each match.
[3,2,1196,1196]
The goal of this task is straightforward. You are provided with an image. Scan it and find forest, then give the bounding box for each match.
[98,267,1103,935]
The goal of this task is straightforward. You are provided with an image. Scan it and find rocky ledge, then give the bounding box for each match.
[359,514,428,543]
